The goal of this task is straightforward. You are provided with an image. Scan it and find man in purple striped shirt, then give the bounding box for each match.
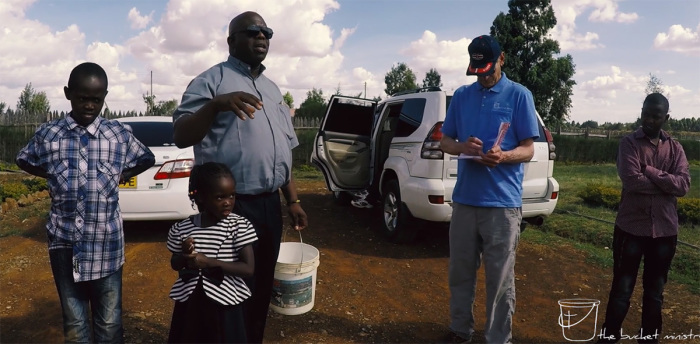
[598,93,690,343]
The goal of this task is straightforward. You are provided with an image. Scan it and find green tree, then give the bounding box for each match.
[17,83,51,114]
[580,120,598,129]
[490,0,576,127]
[0,101,6,115]
[295,88,327,119]
[143,94,178,116]
[645,73,666,96]
[384,62,418,96]
[283,91,294,109]
[422,68,443,88]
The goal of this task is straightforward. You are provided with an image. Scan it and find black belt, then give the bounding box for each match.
[235,190,279,200]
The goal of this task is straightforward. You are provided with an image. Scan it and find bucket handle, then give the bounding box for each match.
[283,228,305,266]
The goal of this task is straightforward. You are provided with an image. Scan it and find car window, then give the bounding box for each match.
[324,98,374,136]
[395,98,426,138]
[122,121,176,146]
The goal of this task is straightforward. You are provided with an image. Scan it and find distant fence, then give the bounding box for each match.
[555,127,700,141]
[3,115,699,164]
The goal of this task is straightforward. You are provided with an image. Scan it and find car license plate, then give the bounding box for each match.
[119,176,137,189]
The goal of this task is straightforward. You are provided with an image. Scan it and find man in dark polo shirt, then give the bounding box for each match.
[598,93,690,343]
[172,11,308,344]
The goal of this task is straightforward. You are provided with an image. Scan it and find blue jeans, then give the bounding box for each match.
[49,248,124,344]
[599,227,676,343]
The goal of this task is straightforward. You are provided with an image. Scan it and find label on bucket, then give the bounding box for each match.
[271,276,313,308]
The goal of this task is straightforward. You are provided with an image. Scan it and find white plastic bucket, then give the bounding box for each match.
[558,299,600,342]
[270,242,320,315]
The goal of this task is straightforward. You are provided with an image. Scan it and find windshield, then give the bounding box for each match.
[121,121,176,147]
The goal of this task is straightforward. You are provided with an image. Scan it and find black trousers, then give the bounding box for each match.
[598,226,677,344]
[234,191,283,344]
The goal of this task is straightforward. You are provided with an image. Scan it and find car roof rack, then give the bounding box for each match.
[391,87,442,97]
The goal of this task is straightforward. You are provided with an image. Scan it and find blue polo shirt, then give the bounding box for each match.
[441,73,539,208]
[173,56,298,195]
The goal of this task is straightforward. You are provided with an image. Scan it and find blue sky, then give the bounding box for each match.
[1,0,698,124]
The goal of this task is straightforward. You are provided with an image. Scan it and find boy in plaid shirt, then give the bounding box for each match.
[17,62,155,343]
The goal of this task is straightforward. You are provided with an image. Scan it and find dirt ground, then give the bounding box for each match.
[1,178,699,343]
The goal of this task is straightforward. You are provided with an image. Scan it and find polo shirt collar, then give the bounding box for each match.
[66,113,102,137]
[483,72,509,93]
[227,55,266,78]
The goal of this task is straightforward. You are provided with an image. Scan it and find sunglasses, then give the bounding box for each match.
[233,25,274,40]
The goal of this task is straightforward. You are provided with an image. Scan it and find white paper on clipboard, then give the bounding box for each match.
[450,154,482,160]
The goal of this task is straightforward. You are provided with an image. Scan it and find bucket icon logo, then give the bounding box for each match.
[558,299,600,342]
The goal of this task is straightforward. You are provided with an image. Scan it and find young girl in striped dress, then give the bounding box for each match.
[167,162,257,343]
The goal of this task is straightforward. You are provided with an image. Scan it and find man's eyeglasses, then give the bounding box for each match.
[233,25,273,40]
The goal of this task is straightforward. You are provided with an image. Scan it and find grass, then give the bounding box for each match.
[544,163,700,293]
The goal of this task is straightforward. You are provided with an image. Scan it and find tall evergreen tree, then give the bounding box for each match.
[283,91,294,109]
[17,83,51,114]
[422,68,443,88]
[296,88,327,119]
[384,62,418,96]
[490,0,576,127]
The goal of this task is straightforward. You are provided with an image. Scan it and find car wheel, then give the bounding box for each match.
[520,221,527,233]
[381,179,418,243]
[332,191,352,206]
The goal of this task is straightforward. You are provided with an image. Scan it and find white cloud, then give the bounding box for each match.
[550,0,637,51]
[121,0,347,108]
[653,23,700,56]
[127,7,153,30]
[579,66,646,101]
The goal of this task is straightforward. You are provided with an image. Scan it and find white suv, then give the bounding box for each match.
[311,88,559,242]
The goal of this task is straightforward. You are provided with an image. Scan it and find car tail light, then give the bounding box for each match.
[421,122,444,159]
[544,128,556,160]
[428,195,444,204]
[154,159,194,180]
[551,191,558,200]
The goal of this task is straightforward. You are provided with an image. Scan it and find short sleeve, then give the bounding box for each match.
[513,89,539,142]
[442,86,465,139]
[16,123,50,168]
[123,125,155,170]
[166,221,185,254]
[173,73,218,125]
[233,217,257,249]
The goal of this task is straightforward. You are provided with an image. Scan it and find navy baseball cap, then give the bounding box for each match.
[466,35,502,76]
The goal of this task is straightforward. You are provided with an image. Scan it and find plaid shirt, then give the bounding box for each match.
[17,115,155,281]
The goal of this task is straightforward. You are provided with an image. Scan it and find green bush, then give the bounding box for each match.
[578,183,621,209]
[552,135,699,164]
[22,177,48,193]
[678,198,700,224]
[1,182,29,202]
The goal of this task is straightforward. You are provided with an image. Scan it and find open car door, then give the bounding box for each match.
[311,95,377,192]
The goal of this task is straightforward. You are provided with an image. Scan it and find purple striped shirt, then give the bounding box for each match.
[616,128,690,238]
[16,115,155,281]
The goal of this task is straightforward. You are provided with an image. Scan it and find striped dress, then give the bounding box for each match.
[166,213,257,305]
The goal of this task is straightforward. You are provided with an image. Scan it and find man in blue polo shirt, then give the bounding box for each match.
[440,35,539,344]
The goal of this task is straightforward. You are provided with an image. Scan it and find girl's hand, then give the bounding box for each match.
[182,237,195,254]
[185,252,210,269]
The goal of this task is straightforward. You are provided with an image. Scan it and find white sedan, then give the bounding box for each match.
[116,116,198,221]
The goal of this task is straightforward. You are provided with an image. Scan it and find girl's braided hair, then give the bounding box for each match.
[188,162,235,202]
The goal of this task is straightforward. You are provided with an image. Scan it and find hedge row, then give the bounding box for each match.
[0,177,48,202]
[553,135,699,163]
[578,183,700,224]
